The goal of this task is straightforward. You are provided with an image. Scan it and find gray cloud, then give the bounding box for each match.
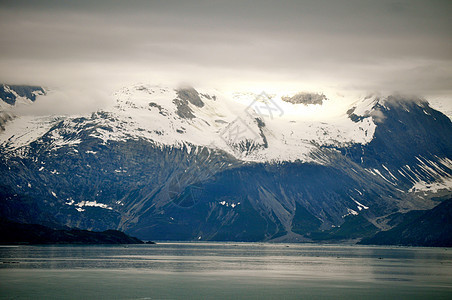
[0,0,451,99]
[12,88,111,116]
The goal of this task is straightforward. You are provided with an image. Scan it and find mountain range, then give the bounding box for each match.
[0,83,451,243]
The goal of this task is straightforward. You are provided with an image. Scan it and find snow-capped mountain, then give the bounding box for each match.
[1,85,375,162]
[0,84,44,108]
[0,84,451,242]
[0,84,45,132]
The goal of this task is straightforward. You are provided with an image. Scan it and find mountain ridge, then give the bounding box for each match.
[0,83,451,243]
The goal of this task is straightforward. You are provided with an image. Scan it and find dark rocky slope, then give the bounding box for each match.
[360,198,452,247]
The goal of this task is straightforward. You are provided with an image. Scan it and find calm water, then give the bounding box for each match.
[0,243,451,299]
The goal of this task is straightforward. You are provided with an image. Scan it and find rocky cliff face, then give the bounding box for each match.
[0,84,451,242]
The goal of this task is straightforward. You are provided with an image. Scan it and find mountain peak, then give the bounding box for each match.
[0,84,45,106]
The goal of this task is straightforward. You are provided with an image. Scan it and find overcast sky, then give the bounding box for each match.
[0,0,451,98]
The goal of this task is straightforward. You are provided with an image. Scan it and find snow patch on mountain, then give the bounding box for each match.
[66,200,113,210]
[0,116,57,152]
[409,177,452,193]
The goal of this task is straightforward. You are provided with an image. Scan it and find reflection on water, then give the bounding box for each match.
[0,243,451,299]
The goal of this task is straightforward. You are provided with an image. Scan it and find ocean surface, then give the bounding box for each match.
[1,242,451,299]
